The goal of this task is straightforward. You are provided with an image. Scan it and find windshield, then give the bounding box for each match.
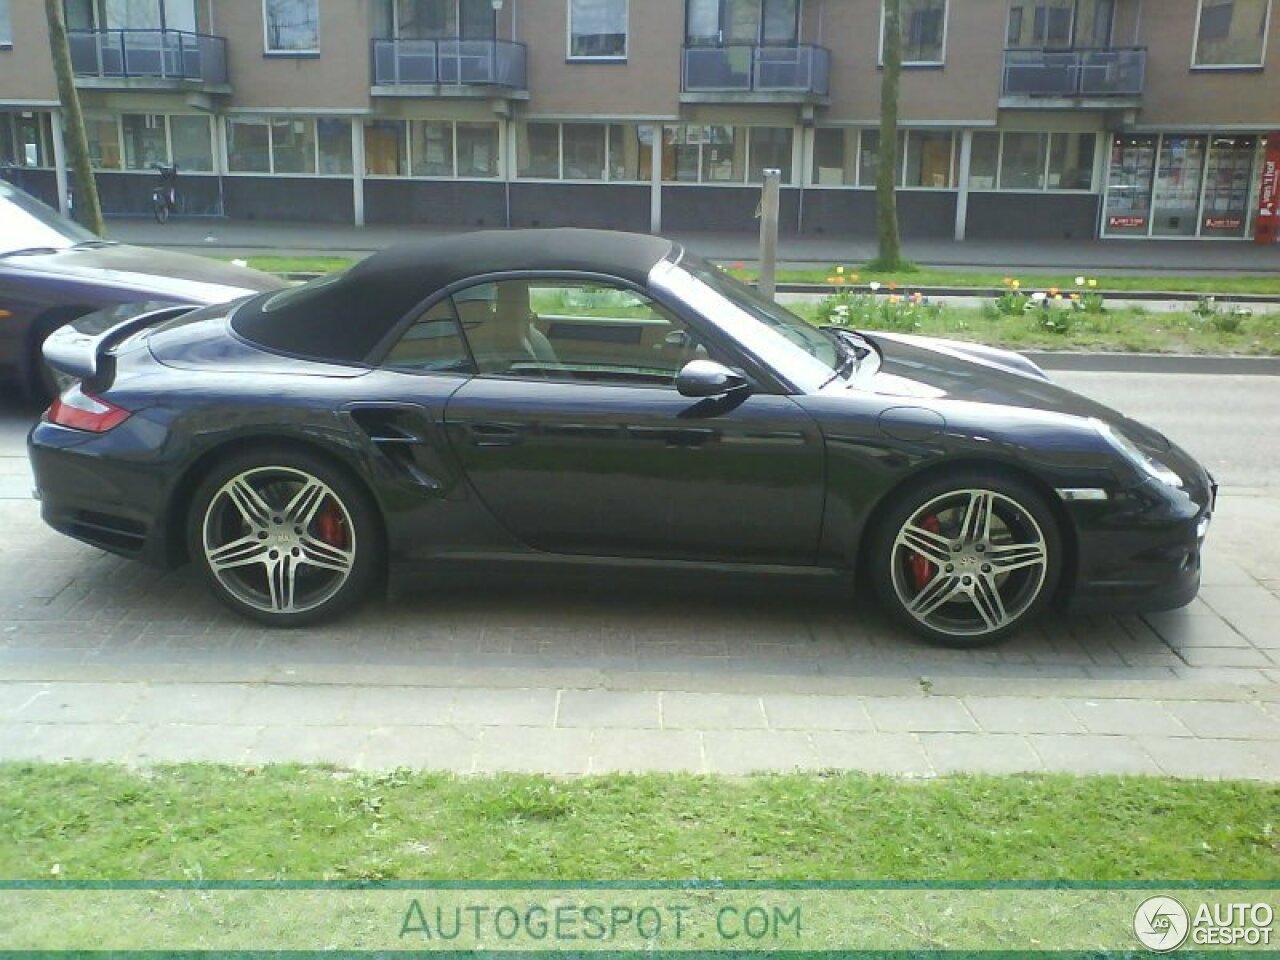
[0,180,97,256]
[683,257,840,371]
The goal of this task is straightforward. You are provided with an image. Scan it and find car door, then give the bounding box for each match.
[438,274,826,565]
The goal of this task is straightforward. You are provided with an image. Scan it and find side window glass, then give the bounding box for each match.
[457,277,717,386]
[384,298,474,374]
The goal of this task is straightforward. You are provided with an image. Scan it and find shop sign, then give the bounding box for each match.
[1257,134,1280,244]
[1204,216,1243,230]
[1107,215,1147,229]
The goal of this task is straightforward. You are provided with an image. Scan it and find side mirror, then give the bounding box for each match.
[676,360,749,398]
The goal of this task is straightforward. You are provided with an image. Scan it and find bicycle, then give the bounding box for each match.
[152,163,181,223]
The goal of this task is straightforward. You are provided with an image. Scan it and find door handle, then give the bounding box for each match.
[468,422,524,447]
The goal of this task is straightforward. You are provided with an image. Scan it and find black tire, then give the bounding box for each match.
[186,448,383,627]
[153,193,169,224]
[868,469,1063,647]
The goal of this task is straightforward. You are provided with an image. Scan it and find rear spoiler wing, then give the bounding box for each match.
[43,303,201,383]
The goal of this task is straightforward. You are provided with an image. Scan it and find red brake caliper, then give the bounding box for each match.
[315,498,348,549]
[908,514,942,591]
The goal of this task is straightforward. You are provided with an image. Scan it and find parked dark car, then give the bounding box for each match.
[29,229,1214,645]
[0,179,284,396]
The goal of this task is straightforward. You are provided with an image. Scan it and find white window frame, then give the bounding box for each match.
[0,0,13,47]
[362,118,500,180]
[879,0,948,67]
[972,130,1100,194]
[566,0,629,61]
[226,115,356,177]
[1190,0,1272,69]
[86,113,216,173]
[262,0,320,55]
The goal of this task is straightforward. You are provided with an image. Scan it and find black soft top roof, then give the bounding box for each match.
[231,229,678,364]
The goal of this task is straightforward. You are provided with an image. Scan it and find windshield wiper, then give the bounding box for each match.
[73,240,117,249]
[818,326,873,388]
[0,246,60,259]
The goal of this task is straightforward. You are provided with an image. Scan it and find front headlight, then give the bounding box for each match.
[1091,418,1184,489]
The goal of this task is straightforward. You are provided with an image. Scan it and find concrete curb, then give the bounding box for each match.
[1028,352,1280,375]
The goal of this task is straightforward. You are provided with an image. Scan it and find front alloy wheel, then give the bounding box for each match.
[874,476,1060,645]
[189,452,381,625]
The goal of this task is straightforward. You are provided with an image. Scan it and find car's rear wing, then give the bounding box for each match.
[43,302,200,384]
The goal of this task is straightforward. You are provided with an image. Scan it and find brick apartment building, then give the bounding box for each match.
[0,0,1276,241]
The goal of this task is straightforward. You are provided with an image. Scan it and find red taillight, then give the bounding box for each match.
[48,385,132,433]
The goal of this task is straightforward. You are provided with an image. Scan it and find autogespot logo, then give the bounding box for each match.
[1134,896,1190,952]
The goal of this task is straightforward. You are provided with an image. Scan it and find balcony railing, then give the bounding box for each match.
[1002,47,1146,98]
[371,38,527,90]
[69,28,228,84]
[682,43,830,96]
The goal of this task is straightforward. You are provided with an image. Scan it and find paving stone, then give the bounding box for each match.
[1200,585,1280,621]
[11,682,145,723]
[1177,646,1275,669]
[0,683,50,715]
[17,722,149,762]
[134,724,262,763]
[1139,737,1280,780]
[701,730,817,774]
[1220,617,1280,649]
[760,694,873,731]
[556,690,660,729]
[1143,613,1251,648]
[863,697,979,733]
[1161,701,1280,740]
[808,731,933,776]
[1027,734,1161,775]
[342,686,455,726]
[450,688,558,727]
[235,685,356,726]
[1064,699,1191,737]
[125,683,252,725]
[919,733,1044,774]
[474,727,592,775]
[660,692,766,730]
[589,730,704,773]
[361,726,481,772]
[246,726,370,766]
[960,697,1084,734]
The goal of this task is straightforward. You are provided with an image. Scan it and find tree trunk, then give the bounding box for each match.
[44,0,106,236]
[876,0,903,269]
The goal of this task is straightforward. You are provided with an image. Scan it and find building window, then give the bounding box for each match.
[230,116,351,175]
[82,114,213,172]
[1,112,53,167]
[0,0,12,46]
[85,115,122,169]
[857,130,905,188]
[969,131,1096,192]
[264,0,319,53]
[884,0,947,65]
[812,128,857,185]
[1193,0,1270,67]
[568,0,627,59]
[365,118,497,178]
[748,127,792,182]
[171,115,214,171]
[516,122,638,181]
[1007,1,1074,46]
[904,130,953,187]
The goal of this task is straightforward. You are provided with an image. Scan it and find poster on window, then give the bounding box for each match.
[1256,134,1280,245]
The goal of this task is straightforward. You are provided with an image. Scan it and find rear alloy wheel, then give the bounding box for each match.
[872,474,1061,646]
[188,451,381,626]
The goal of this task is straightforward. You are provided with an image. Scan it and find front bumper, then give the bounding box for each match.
[1065,470,1215,615]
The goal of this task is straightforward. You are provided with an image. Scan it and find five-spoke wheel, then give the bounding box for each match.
[188,450,381,625]
[872,473,1061,646]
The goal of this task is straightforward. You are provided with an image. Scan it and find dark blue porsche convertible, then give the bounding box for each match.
[28,230,1214,645]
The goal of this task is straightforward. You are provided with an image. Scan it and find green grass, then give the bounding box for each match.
[791,300,1280,356]
[230,256,1280,297]
[1,764,1276,880]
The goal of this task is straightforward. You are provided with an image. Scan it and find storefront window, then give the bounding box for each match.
[121,114,168,170]
[85,115,122,170]
[518,122,560,178]
[228,118,272,173]
[968,132,999,189]
[748,127,792,182]
[411,120,454,177]
[1201,135,1257,237]
[607,124,633,180]
[812,128,856,186]
[1151,135,1207,237]
[563,124,607,180]
[1047,132,1095,190]
[859,130,905,187]
[1104,134,1157,236]
[905,130,952,187]
[171,115,213,172]
[317,119,352,175]
[364,119,407,176]
[999,132,1046,190]
[456,122,498,178]
[271,118,316,174]
[1193,0,1271,67]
